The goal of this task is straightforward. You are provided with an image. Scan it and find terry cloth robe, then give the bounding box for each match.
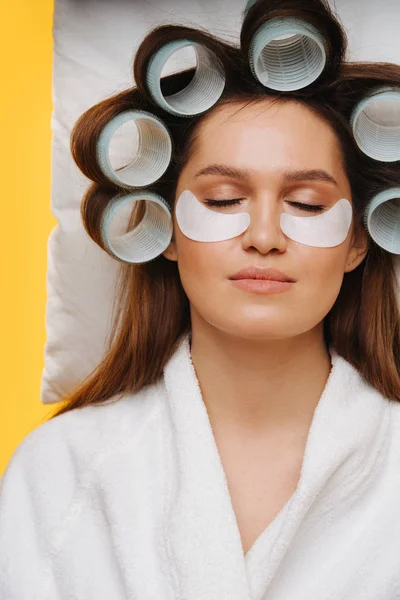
[1,332,400,600]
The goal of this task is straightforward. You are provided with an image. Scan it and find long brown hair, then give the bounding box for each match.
[49,0,400,419]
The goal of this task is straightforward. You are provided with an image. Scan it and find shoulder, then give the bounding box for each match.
[358,376,400,461]
[330,349,400,455]
[0,381,165,596]
[0,380,165,515]
[0,384,165,598]
[2,379,164,483]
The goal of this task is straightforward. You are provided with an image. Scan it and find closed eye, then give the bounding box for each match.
[203,198,325,213]
[286,200,325,213]
[203,198,245,207]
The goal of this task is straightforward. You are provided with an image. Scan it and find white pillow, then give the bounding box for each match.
[42,0,400,404]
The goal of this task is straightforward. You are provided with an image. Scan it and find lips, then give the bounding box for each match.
[230,266,295,282]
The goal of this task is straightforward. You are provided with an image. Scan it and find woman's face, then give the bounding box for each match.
[163,99,369,340]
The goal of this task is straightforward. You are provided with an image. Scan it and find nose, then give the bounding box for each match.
[240,195,288,254]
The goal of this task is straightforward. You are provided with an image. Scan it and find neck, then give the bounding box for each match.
[188,318,332,439]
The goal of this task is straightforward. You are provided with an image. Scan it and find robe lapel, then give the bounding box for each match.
[163,333,252,600]
[162,333,389,600]
[245,347,390,600]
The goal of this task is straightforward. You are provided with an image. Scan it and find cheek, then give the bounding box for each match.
[175,229,227,293]
[299,244,348,300]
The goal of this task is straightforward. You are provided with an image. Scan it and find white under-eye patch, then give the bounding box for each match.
[175,189,251,242]
[280,198,353,247]
[175,189,353,248]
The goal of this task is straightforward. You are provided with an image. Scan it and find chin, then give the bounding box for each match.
[213,319,294,341]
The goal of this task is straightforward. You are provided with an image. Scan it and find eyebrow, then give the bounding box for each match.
[193,164,338,187]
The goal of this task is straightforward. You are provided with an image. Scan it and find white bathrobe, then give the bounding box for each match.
[1,332,400,599]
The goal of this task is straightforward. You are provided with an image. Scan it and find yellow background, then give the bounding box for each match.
[1,0,56,476]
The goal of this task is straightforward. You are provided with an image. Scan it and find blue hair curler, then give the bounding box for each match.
[100,191,173,263]
[350,86,400,163]
[364,188,400,254]
[146,39,226,117]
[96,110,172,188]
[248,16,327,91]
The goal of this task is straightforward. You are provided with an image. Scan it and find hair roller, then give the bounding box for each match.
[145,39,226,117]
[364,188,400,255]
[248,16,327,91]
[70,88,143,186]
[240,0,346,93]
[350,86,400,163]
[99,190,173,264]
[96,110,173,188]
[133,25,232,117]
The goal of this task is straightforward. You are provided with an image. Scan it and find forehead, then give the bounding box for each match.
[190,99,342,174]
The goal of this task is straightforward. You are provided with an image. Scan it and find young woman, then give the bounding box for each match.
[1,0,400,598]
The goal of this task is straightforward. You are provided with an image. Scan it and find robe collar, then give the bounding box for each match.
[162,332,389,600]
